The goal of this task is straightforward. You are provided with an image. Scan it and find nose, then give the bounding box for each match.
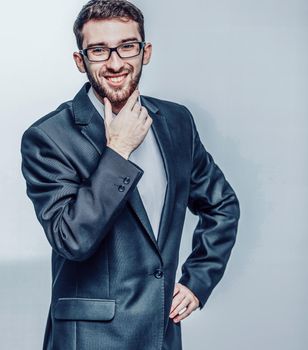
[106,50,125,72]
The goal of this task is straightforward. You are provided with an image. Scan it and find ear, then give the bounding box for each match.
[142,42,152,65]
[73,52,86,73]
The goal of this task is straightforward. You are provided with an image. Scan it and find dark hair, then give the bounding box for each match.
[73,0,145,49]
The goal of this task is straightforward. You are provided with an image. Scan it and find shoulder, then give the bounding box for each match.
[21,99,76,146]
[141,95,188,113]
[26,100,73,130]
[20,98,82,162]
[141,95,195,129]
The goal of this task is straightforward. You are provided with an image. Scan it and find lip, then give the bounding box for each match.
[104,73,129,87]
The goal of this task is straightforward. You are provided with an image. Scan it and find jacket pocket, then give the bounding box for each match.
[54,297,116,321]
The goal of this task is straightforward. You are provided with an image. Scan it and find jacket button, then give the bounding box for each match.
[154,269,163,279]
[123,176,130,184]
[118,185,125,192]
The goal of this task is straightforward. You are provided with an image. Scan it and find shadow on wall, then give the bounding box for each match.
[0,259,51,350]
[179,101,265,288]
[177,103,267,349]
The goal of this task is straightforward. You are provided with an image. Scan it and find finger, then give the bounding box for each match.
[173,283,180,297]
[142,116,152,131]
[132,102,142,115]
[139,107,149,123]
[104,97,113,125]
[145,116,153,127]
[173,303,194,323]
[124,89,140,111]
[170,295,185,315]
[170,290,185,311]
[170,297,190,318]
[175,306,188,320]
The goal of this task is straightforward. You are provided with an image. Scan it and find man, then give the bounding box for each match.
[20,1,240,349]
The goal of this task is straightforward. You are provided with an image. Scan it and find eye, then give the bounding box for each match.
[90,47,108,55]
[121,43,137,50]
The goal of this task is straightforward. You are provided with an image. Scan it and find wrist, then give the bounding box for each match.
[107,142,131,160]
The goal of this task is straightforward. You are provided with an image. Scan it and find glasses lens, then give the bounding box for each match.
[118,42,141,58]
[87,47,110,61]
[85,42,142,62]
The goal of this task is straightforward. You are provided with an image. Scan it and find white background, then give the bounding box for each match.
[0,0,307,349]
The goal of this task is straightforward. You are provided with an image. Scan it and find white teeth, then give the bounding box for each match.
[108,75,126,83]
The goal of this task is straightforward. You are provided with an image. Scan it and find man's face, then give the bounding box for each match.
[73,18,152,107]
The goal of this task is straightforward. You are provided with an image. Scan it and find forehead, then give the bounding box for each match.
[81,18,141,47]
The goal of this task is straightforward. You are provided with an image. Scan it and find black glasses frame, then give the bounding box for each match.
[79,41,146,62]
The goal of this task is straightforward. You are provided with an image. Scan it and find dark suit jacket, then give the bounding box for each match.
[20,82,240,350]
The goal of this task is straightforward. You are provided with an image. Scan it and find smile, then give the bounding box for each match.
[105,73,129,86]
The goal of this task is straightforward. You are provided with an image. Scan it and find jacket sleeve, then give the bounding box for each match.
[20,125,143,261]
[178,108,240,310]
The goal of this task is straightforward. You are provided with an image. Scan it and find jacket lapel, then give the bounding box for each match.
[72,83,175,254]
[73,83,107,154]
[127,187,158,250]
[140,96,176,252]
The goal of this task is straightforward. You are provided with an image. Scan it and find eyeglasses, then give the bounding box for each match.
[79,41,146,62]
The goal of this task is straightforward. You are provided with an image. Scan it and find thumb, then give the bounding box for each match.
[104,97,113,126]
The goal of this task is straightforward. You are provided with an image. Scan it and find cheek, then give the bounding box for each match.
[93,68,106,82]
[131,62,142,76]
[87,63,105,77]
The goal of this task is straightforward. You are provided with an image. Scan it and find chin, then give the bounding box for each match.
[106,91,129,104]
[104,84,135,104]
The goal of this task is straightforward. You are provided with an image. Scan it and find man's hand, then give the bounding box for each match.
[169,283,200,323]
[104,90,153,159]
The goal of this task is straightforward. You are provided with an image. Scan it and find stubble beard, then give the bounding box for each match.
[85,64,143,110]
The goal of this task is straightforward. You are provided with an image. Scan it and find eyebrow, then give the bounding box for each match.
[87,37,140,48]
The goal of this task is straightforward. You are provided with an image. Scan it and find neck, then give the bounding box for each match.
[109,101,127,115]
